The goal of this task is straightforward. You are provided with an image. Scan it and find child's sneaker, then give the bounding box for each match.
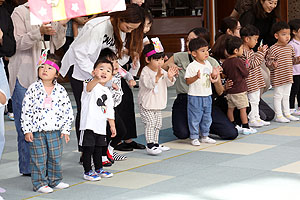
[249,120,264,127]
[54,182,69,189]
[106,149,114,164]
[242,127,257,135]
[146,146,162,155]
[96,169,113,178]
[235,125,244,134]
[7,112,14,121]
[113,152,127,161]
[257,119,270,126]
[285,114,300,121]
[158,144,170,151]
[200,137,216,144]
[37,185,54,193]
[102,160,112,167]
[83,170,101,181]
[275,115,290,123]
[191,139,201,146]
[292,110,300,116]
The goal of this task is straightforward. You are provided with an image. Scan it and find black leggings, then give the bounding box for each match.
[82,146,102,173]
[290,75,300,109]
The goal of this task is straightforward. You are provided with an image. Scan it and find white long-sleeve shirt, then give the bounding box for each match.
[60,16,126,81]
[21,80,74,135]
[138,66,175,110]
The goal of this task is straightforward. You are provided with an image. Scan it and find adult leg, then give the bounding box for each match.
[0,106,5,160]
[210,105,238,140]
[47,131,63,188]
[67,66,83,152]
[12,79,31,174]
[30,132,48,191]
[172,94,190,139]
[289,76,299,109]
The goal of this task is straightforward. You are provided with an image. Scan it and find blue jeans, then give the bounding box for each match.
[187,95,212,139]
[12,79,31,174]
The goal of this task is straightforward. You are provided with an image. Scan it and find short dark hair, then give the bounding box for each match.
[271,21,290,35]
[188,37,208,52]
[98,48,117,61]
[215,16,239,40]
[93,58,114,74]
[289,19,300,38]
[225,35,243,55]
[144,9,153,24]
[188,27,210,45]
[240,24,260,38]
[143,43,165,60]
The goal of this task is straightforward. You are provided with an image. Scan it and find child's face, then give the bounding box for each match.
[236,45,244,57]
[192,46,209,63]
[246,35,259,49]
[293,29,300,41]
[143,18,152,34]
[275,29,291,45]
[93,63,113,85]
[38,64,58,82]
[147,57,164,69]
[108,58,119,75]
[186,31,198,51]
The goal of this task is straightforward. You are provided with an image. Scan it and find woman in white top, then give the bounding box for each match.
[60,4,145,160]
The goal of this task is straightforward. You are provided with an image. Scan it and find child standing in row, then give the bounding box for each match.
[79,58,115,181]
[185,38,218,146]
[240,25,270,127]
[222,36,257,135]
[266,21,300,123]
[288,19,300,115]
[139,39,177,155]
[21,54,74,193]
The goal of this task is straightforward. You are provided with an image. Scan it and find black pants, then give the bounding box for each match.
[116,78,137,140]
[289,75,300,109]
[3,59,13,113]
[259,98,275,121]
[82,146,102,173]
[172,93,238,140]
[67,66,83,151]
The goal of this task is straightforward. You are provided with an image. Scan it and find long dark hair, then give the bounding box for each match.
[215,16,239,40]
[253,0,280,19]
[110,4,145,58]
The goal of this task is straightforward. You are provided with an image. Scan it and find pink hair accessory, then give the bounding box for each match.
[146,50,157,57]
[146,37,164,57]
[44,60,60,72]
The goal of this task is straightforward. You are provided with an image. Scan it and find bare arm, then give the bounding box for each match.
[86,79,99,92]
[186,70,200,85]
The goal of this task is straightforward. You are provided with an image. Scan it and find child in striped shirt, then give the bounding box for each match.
[266,21,300,123]
[240,25,270,127]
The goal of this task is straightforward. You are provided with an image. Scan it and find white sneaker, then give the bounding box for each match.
[275,116,290,123]
[146,146,162,155]
[285,115,300,121]
[0,195,3,200]
[242,127,257,135]
[191,139,201,146]
[235,125,243,134]
[54,182,69,189]
[200,137,216,144]
[249,120,264,127]
[159,144,170,151]
[292,110,300,116]
[37,185,54,193]
[257,119,271,126]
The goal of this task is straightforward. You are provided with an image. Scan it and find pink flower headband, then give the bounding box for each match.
[37,48,59,71]
[44,60,60,72]
[146,37,164,57]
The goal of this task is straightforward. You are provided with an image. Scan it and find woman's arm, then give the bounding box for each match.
[0,90,6,105]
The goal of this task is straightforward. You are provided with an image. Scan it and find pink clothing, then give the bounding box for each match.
[8,3,66,94]
[289,39,300,75]
[138,66,175,110]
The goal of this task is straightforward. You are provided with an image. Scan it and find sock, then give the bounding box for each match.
[154,143,159,147]
[102,156,108,162]
[231,121,237,126]
[242,123,249,129]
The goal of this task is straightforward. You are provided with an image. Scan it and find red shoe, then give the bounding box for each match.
[106,149,114,164]
[102,160,112,167]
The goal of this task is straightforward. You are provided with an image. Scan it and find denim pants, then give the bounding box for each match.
[187,95,212,139]
[12,79,31,174]
[0,106,4,160]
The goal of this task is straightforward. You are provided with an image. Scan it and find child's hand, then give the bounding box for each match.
[110,126,116,138]
[210,74,219,83]
[61,133,70,144]
[271,60,278,69]
[216,66,223,73]
[25,132,33,143]
[197,70,201,78]
[225,79,234,91]
[128,79,136,88]
[258,45,268,54]
[211,67,219,79]
[167,65,177,80]
[156,66,163,82]
[112,83,119,90]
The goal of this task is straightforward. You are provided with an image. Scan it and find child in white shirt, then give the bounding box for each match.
[138,39,177,155]
[21,54,74,193]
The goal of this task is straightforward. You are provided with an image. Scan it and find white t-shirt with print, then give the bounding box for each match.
[80,82,114,135]
[185,60,212,96]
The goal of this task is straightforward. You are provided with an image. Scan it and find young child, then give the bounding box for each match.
[138,38,177,155]
[185,38,218,146]
[266,21,300,122]
[222,35,257,135]
[240,24,270,127]
[79,58,115,181]
[21,54,74,193]
[288,19,300,115]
